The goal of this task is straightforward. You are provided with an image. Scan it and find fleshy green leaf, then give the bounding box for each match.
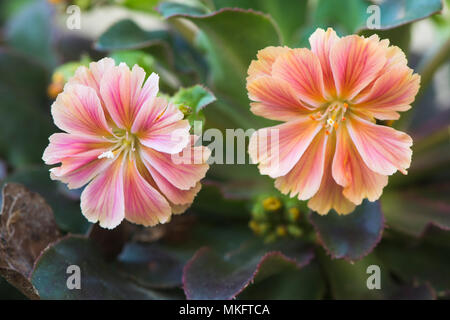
[158,3,281,128]
[5,0,56,69]
[381,184,450,237]
[171,85,216,127]
[183,240,314,299]
[309,201,384,261]
[31,236,183,299]
[110,50,155,75]
[95,19,170,51]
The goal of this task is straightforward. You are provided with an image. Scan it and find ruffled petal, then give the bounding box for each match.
[134,99,190,154]
[330,35,386,100]
[275,130,328,200]
[140,139,210,190]
[309,27,340,99]
[248,118,322,178]
[100,64,158,129]
[123,158,171,227]
[247,46,289,81]
[307,138,356,215]
[332,125,388,205]
[51,84,112,136]
[247,76,313,121]
[272,48,327,108]
[42,133,112,165]
[353,66,420,120]
[80,159,125,229]
[346,115,413,175]
[68,57,115,97]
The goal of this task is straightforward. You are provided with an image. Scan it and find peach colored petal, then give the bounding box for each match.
[51,84,112,136]
[275,130,328,200]
[247,46,289,81]
[272,48,327,108]
[347,115,413,176]
[308,138,356,215]
[100,64,158,129]
[353,66,420,120]
[123,157,171,226]
[332,125,388,205]
[247,76,312,121]
[330,35,386,100]
[248,118,322,178]
[309,27,340,99]
[80,159,125,229]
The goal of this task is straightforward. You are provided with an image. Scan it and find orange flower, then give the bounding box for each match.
[247,28,420,215]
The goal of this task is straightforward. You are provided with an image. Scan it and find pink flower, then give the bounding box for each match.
[247,28,420,215]
[43,58,210,229]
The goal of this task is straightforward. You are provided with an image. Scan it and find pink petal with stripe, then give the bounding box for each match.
[80,159,125,229]
[247,46,290,81]
[51,84,112,136]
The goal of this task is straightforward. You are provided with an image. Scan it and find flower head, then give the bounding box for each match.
[43,58,210,228]
[247,28,420,215]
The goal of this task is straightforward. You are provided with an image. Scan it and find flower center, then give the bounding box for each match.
[309,101,349,135]
[98,129,138,160]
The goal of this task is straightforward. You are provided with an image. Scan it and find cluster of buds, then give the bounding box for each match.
[249,194,304,243]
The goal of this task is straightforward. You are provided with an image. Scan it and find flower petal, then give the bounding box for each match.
[80,159,125,229]
[308,138,356,215]
[134,99,190,154]
[42,133,112,165]
[332,125,388,205]
[51,84,112,136]
[346,115,413,176]
[247,76,312,121]
[275,130,328,200]
[68,57,116,97]
[140,141,210,190]
[100,64,158,129]
[123,158,172,227]
[249,118,322,178]
[272,48,327,108]
[330,35,386,100]
[247,46,289,81]
[309,27,340,99]
[353,66,420,120]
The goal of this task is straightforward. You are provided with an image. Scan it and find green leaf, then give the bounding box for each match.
[319,251,394,299]
[237,261,325,300]
[309,201,384,261]
[121,0,160,13]
[377,239,450,294]
[159,3,281,128]
[183,240,314,299]
[0,50,53,167]
[31,236,183,299]
[110,50,155,75]
[359,0,444,31]
[171,85,216,127]
[3,166,91,234]
[95,19,170,51]
[381,184,450,237]
[5,0,56,69]
[212,0,308,46]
